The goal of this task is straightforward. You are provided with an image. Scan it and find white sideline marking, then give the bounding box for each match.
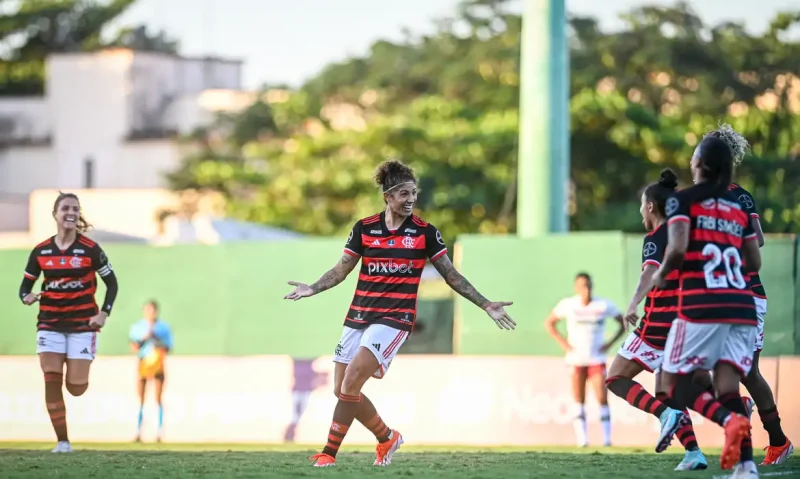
[712,471,798,479]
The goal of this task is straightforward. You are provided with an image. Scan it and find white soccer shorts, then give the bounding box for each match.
[333,324,409,379]
[617,332,663,372]
[36,330,97,360]
[662,319,756,376]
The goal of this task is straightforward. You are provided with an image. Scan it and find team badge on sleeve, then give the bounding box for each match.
[665,197,679,216]
[643,242,657,257]
[738,194,753,210]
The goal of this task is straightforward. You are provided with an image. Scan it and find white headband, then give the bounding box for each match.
[383,181,415,193]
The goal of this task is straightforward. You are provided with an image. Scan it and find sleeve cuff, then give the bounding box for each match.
[642,259,661,269]
[668,215,690,225]
[431,248,448,261]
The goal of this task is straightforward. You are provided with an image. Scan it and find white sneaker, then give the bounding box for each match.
[51,441,73,453]
[730,460,758,478]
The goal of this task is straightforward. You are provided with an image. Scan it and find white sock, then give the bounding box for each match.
[572,403,588,446]
[599,405,611,445]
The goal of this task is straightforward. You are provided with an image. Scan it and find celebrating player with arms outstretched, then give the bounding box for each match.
[284,160,515,467]
[653,134,761,476]
[606,168,707,471]
[18,192,119,453]
[709,124,793,465]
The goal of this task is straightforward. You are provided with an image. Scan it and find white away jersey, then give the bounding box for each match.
[552,296,620,366]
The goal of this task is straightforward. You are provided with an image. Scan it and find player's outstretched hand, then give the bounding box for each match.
[284,281,314,301]
[22,293,40,305]
[484,301,516,330]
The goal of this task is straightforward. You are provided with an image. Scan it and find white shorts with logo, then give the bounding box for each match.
[754,297,766,352]
[36,330,97,360]
[333,324,409,379]
[662,319,756,376]
[617,332,664,373]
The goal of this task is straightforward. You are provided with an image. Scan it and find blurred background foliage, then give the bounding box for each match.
[166,0,800,242]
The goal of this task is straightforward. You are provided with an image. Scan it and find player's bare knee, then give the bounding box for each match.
[341,364,372,396]
[608,356,640,379]
[340,372,367,396]
[65,382,88,396]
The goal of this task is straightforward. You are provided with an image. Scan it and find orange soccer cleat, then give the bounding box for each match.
[309,452,336,467]
[720,414,751,470]
[761,438,794,466]
[374,429,404,466]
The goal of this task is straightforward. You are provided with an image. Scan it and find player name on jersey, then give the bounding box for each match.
[667,186,758,326]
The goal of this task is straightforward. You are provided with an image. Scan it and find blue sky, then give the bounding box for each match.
[106,0,798,89]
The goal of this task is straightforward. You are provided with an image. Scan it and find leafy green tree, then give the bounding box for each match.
[0,0,178,95]
[170,1,800,236]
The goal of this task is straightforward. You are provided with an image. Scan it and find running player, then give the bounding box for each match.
[606,169,707,470]
[284,159,516,467]
[129,299,173,443]
[18,192,119,453]
[545,272,625,447]
[709,124,793,465]
[652,134,761,476]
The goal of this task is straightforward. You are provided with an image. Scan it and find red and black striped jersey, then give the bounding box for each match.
[634,223,679,350]
[23,234,114,332]
[666,185,758,325]
[343,212,447,332]
[729,183,766,299]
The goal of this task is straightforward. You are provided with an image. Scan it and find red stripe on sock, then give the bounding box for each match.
[339,393,362,403]
[625,383,642,406]
[330,421,350,435]
[693,392,722,421]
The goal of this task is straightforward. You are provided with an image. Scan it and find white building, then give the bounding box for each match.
[0,48,255,232]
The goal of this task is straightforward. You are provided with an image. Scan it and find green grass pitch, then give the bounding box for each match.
[0,443,797,478]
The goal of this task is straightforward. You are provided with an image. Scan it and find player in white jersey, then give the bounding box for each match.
[545,272,626,447]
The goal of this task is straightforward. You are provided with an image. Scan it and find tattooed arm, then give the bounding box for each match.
[309,254,359,294]
[284,253,359,301]
[431,253,490,309]
[431,253,516,329]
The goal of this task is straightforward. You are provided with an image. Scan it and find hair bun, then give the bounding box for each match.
[658,168,678,189]
[374,159,417,191]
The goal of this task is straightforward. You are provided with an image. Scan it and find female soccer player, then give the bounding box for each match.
[709,124,793,465]
[284,159,516,467]
[18,192,119,453]
[544,272,625,447]
[129,299,173,443]
[605,169,707,470]
[653,134,761,474]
